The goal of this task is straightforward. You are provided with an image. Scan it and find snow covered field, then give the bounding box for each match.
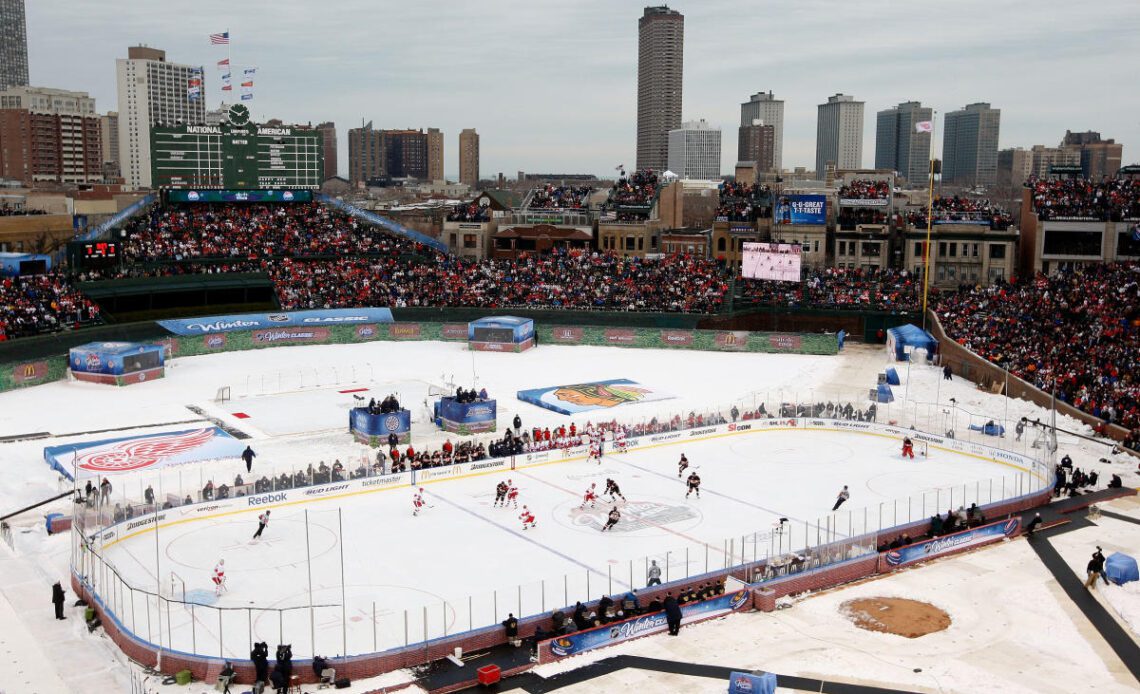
[1,338,1137,693]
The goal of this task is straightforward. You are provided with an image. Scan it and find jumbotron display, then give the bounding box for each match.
[741,242,802,282]
[150,104,323,190]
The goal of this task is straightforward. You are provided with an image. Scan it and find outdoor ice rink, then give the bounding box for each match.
[40,341,1044,660]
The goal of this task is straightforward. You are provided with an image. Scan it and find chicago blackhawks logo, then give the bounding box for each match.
[78,428,216,473]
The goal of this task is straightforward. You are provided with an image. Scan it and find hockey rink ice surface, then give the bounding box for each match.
[95,425,1032,659]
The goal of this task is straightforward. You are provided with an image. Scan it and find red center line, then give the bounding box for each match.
[513,469,730,556]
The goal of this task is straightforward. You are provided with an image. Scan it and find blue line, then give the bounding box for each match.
[429,492,628,588]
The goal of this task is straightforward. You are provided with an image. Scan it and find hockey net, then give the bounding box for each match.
[214,386,231,404]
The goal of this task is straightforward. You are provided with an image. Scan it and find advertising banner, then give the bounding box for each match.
[158,308,394,336]
[838,198,889,207]
[44,427,245,480]
[517,378,675,416]
[349,408,412,446]
[548,590,750,657]
[435,397,498,434]
[775,195,826,225]
[883,518,1020,568]
[252,327,331,345]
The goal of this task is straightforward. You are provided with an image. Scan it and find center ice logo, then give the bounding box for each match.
[78,428,216,472]
[571,500,696,532]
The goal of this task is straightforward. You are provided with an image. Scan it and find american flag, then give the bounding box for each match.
[209,32,230,45]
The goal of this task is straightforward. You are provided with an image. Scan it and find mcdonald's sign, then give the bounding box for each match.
[12,360,49,384]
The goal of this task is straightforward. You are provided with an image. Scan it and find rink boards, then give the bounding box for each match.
[95,417,1046,551]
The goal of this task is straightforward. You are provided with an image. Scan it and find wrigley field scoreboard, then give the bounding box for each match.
[151,104,323,189]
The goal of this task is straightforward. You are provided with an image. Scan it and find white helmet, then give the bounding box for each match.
[219,559,224,565]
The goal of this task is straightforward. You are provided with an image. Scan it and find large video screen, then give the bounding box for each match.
[741,242,802,282]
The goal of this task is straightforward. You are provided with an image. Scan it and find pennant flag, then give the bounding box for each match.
[191,66,203,76]
[243,67,257,77]
[221,84,232,91]
[240,93,253,101]
[1132,223,1140,242]
[188,78,201,87]
[915,121,934,133]
[217,58,229,69]
[241,81,253,88]
[210,32,230,45]
[221,72,231,80]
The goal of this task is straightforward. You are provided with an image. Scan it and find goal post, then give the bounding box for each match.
[214,386,231,404]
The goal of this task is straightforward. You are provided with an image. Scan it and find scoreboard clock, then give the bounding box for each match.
[67,240,122,270]
[150,107,323,190]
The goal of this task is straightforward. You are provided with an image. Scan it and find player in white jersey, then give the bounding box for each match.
[519,505,537,530]
[212,559,226,595]
[412,488,426,516]
[580,482,598,509]
[506,480,519,508]
[613,427,627,452]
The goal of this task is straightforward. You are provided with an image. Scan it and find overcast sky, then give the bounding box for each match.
[26,0,1140,179]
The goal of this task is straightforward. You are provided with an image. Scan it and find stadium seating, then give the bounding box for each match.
[0,273,102,341]
[1028,176,1140,221]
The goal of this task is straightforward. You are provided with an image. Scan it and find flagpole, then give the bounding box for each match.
[921,111,937,333]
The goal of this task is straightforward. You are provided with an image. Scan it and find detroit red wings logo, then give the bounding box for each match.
[78,428,217,473]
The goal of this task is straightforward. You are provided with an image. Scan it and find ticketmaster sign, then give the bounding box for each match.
[158,308,395,335]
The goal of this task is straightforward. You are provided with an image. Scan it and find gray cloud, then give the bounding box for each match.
[26,0,1140,179]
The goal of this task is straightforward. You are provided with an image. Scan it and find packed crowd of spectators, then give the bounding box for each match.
[935,262,1140,430]
[603,170,659,221]
[737,267,922,312]
[838,180,890,200]
[837,208,889,228]
[0,206,48,216]
[1028,176,1140,221]
[268,248,729,313]
[122,203,418,261]
[715,182,771,222]
[446,202,490,222]
[905,196,1011,230]
[0,273,102,341]
[527,184,592,210]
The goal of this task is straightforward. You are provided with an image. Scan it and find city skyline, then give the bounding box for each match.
[22,0,1140,180]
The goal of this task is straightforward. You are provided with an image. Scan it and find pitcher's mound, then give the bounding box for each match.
[841,597,950,638]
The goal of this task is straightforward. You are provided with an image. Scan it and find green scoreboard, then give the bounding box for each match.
[150,104,323,190]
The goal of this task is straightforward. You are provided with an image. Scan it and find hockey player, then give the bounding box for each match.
[494,480,508,507]
[685,471,701,499]
[588,438,602,464]
[506,480,519,508]
[677,454,689,478]
[252,510,270,540]
[519,505,537,530]
[412,488,426,516]
[601,506,621,532]
[580,482,598,509]
[832,485,850,511]
[613,427,627,453]
[212,559,227,595]
[604,478,626,502]
[901,437,915,459]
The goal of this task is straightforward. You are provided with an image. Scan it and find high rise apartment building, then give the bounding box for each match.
[942,102,1000,187]
[635,6,683,172]
[115,46,206,189]
[816,94,864,178]
[459,128,479,187]
[874,101,932,185]
[0,0,29,91]
[739,91,783,171]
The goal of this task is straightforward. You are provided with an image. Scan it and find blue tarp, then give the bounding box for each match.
[887,324,938,362]
[968,423,1006,437]
[885,367,900,385]
[1105,552,1138,585]
[875,384,895,403]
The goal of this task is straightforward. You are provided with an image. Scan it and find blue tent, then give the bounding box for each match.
[886,324,938,362]
[1105,552,1138,586]
[885,367,901,385]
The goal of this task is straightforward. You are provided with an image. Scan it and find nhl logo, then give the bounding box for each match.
[384,415,401,431]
